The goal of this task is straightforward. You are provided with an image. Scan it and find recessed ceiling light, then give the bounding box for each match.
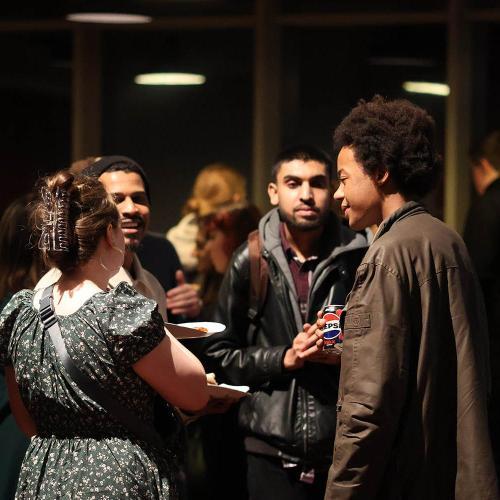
[402,81,450,96]
[66,13,152,24]
[135,73,206,86]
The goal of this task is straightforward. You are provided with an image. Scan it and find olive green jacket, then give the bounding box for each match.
[326,202,498,500]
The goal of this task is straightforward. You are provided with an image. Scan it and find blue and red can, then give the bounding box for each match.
[322,304,345,352]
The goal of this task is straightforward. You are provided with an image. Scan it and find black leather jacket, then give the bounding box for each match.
[205,209,367,467]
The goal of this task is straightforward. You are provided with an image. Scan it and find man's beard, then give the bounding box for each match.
[121,215,145,252]
[278,207,329,232]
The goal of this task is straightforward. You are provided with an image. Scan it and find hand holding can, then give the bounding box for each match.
[321,304,345,354]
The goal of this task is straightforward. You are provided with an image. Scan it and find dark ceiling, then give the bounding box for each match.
[1,0,499,227]
[1,1,254,21]
[2,0,499,23]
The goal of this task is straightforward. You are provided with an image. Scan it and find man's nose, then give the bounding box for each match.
[333,184,344,201]
[300,183,313,201]
[120,197,139,214]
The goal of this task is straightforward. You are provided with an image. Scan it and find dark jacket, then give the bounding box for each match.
[205,209,367,467]
[464,178,500,396]
[327,202,498,500]
[137,232,182,293]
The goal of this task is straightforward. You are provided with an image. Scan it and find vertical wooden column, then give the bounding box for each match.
[444,0,471,232]
[72,28,102,161]
[252,0,281,211]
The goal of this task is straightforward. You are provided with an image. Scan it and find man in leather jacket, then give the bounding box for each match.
[205,145,367,499]
[324,96,498,499]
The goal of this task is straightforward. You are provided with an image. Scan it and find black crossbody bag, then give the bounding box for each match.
[39,285,181,451]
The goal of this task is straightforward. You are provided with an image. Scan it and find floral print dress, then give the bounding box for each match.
[0,282,178,499]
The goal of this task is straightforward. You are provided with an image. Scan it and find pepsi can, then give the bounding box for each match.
[322,304,344,352]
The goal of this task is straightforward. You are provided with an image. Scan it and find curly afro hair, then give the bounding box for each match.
[333,95,441,199]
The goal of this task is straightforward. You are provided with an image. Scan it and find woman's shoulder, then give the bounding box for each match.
[1,289,34,314]
[99,283,165,365]
[0,290,35,344]
[108,281,139,298]
[98,282,159,317]
[107,281,153,301]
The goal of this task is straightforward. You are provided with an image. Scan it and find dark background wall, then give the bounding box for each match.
[1,1,499,232]
[101,29,253,231]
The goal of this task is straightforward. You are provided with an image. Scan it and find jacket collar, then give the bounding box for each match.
[259,208,367,261]
[373,201,427,244]
[258,207,367,332]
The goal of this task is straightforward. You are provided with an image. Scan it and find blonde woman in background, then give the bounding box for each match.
[166,163,247,276]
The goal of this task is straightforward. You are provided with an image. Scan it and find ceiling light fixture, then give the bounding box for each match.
[66,13,152,24]
[135,73,206,86]
[402,81,450,96]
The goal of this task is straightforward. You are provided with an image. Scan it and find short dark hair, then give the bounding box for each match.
[271,145,333,181]
[82,155,151,203]
[469,131,500,171]
[334,95,441,199]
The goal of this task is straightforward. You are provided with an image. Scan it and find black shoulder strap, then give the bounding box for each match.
[247,230,268,323]
[39,285,163,449]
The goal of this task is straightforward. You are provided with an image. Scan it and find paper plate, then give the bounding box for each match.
[207,383,250,400]
[179,321,226,334]
[165,321,226,339]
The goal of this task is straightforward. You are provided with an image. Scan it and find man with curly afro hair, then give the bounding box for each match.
[322,96,497,499]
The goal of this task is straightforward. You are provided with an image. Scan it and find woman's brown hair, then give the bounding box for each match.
[32,170,119,274]
[208,203,261,258]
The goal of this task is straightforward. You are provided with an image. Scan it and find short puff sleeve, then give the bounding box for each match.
[104,282,166,366]
[0,290,31,368]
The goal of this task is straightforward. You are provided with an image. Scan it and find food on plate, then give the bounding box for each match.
[206,373,217,385]
[194,326,209,333]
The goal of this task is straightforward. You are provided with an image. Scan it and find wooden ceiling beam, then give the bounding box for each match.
[0,16,255,32]
[1,8,500,33]
[277,11,447,26]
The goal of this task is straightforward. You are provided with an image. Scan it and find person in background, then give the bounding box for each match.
[205,145,367,500]
[167,163,247,279]
[463,130,500,476]
[0,171,208,498]
[205,203,261,274]
[37,155,201,321]
[192,219,221,321]
[0,195,44,305]
[198,203,261,320]
[0,194,44,500]
[324,96,497,499]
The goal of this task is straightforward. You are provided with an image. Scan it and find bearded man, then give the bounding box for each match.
[36,156,201,321]
[205,145,367,499]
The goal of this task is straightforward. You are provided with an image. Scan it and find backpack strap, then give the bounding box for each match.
[247,230,268,323]
[39,285,164,449]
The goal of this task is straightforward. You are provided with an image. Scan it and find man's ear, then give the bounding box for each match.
[268,182,279,206]
[375,168,390,187]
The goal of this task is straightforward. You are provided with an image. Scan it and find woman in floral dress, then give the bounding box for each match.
[0,171,208,499]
